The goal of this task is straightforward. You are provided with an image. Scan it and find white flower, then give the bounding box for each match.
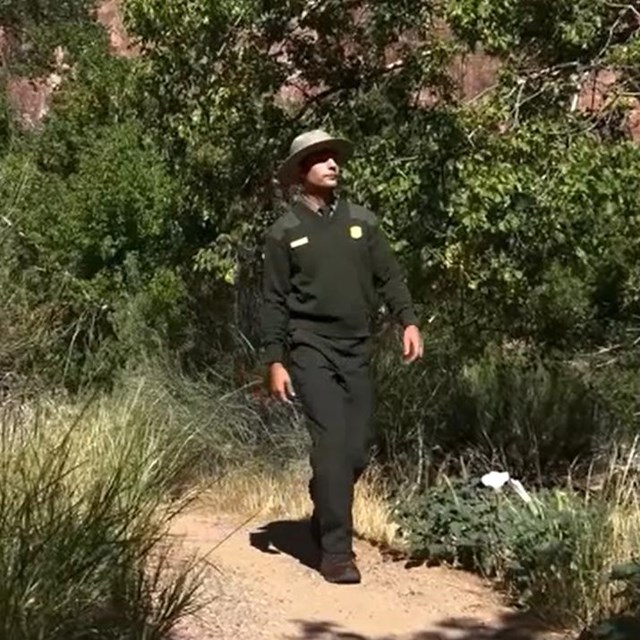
[508,478,532,504]
[481,471,511,490]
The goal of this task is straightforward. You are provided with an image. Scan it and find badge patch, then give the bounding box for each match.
[290,236,309,248]
[350,225,363,239]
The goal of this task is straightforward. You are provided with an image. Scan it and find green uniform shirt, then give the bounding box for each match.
[260,197,418,364]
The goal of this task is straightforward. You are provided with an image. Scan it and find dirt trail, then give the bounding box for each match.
[169,507,566,640]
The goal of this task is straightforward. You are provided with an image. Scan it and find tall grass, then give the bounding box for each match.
[199,461,399,548]
[0,390,203,639]
[116,358,308,482]
[127,359,400,546]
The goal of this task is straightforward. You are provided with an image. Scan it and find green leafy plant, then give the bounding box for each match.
[397,474,620,627]
[395,476,508,575]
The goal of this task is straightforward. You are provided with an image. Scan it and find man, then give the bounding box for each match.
[260,129,423,584]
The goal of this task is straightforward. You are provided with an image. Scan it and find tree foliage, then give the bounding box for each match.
[2,0,640,382]
[0,0,98,73]
[117,0,640,350]
[123,0,453,282]
[2,5,640,631]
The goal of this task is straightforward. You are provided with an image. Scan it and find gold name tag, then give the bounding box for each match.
[350,225,363,239]
[290,236,309,248]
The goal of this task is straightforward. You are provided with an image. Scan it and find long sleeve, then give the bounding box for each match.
[369,218,418,327]
[260,229,291,364]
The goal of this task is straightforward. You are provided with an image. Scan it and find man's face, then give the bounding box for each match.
[299,149,340,190]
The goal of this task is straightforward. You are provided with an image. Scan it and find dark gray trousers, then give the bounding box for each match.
[289,329,374,558]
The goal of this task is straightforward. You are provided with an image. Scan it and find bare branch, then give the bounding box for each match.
[290,59,406,123]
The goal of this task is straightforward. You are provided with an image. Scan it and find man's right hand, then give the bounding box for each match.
[269,362,295,403]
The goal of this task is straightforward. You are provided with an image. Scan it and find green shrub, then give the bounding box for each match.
[503,490,610,625]
[0,117,186,387]
[396,474,621,627]
[373,330,640,485]
[394,476,506,575]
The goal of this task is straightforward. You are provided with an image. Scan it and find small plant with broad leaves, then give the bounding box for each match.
[397,474,614,626]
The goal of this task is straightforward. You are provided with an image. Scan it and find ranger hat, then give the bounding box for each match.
[277,129,353,186]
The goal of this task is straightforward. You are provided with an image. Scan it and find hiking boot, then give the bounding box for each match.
[309,516,357,560]
[319,554,361,585]
[310,513,321,547]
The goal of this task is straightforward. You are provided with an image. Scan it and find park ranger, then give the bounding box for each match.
[260,129,423,584]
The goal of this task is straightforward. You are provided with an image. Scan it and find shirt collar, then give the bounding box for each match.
[297,193,339,218]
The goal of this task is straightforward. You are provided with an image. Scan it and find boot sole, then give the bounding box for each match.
[322,573,361,585]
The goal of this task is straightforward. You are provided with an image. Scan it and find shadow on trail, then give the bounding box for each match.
[249,518,320,572]
[250,521,571,640]
[292,612,564,639]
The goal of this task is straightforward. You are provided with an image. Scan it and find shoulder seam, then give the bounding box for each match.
[268,209,301,240]
[347,201,378,225]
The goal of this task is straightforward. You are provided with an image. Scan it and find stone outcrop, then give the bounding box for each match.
[4,45,69,129]
[2,1,135,128]
[96,0,138,57]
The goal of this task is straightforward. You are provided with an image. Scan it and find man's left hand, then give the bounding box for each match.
[402,324,423,364]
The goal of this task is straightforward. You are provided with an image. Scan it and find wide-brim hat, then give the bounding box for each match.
[277,129,353,186]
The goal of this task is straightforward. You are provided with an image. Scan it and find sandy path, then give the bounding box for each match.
[169,506,567,640]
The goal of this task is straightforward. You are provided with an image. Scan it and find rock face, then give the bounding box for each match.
[2,0,135,129]
[2,0,640,141]
[578,68,640,143]
[6,76,55,128]
[96,0,138,58]
[4,45,69,129]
